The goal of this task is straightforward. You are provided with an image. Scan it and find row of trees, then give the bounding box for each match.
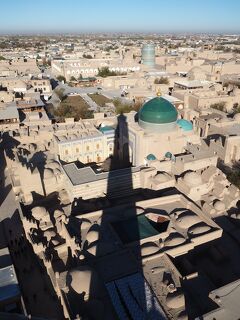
[97,67,127,78]
[52,88,93,120]
[54,103,93,121]
[113,98,142,114]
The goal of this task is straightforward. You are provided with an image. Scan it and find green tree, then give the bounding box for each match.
[97,67,127,78]
[70,76,77,82]
[113,98,133,114]
[83,54,93,59]
[210,102,226,112]
[54,88,66,101]
[227,169,240,189]
[98,67,116,77]
[56,75,66,83]
[54,104,93,121]
[154,77,169,85]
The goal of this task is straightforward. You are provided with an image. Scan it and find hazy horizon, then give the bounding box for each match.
[1,0,240,35]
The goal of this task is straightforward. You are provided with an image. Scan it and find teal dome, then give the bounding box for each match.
[165,152,172,159]
[146,154,156,161]
[139,97,178,124]
[177,119,193,131]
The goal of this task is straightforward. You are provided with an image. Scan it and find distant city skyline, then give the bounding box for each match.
[1,0,240,34]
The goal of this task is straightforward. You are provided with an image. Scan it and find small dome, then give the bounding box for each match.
[166,291,185,309]
[213,200,225,211]
[68,266,94,295]
[177,119,193,131]
[184,171,202,187]
[165,152,172,159]
[139,97,178,124]
[44,168,54,179]
[141,242,159,256]
[54,209,64,219]
[80,219,92,230]
[31,206,47,220]
[146,154,156,161]
[47,161,60,170]
[87,242,97,256]
[51,239,60,246]
[176,212,202,229]
[155,173,169,183]
[58,189,70,205]
[54,168,62,175]
[164,233,186,247]
[37,144,46,152]
[68,134,78,140]
[208,195,216,202]
[188,223,211,235]
[44,229,56,241]
[86,229,99,243]
[29,143,37,152]
[59,135,67,141]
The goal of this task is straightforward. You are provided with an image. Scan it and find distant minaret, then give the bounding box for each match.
[141,44,155,67]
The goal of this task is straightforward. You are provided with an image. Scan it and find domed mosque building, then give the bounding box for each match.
[123,92,200,166]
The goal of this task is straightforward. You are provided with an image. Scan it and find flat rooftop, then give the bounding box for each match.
[63,163,141,185]
[0,248,20,303]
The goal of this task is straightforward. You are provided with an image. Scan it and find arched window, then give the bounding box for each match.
[65,149,68,155]
[96,143,99,149]
[86,145,90,151]
[76,148,79,153]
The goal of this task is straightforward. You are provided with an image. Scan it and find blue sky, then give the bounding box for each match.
[1,0,240,34]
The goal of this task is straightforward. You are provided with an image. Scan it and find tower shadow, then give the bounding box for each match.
[78,113,165,319]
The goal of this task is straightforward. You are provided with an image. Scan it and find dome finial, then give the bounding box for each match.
[156,88,161,97]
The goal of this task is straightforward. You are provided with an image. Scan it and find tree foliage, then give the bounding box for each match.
[56,75,66,83]
[210,102,226,112]
[154,77,169,85]
[227,169,240,189]
[97,67,126,78]
[54,88,66,101]
[70,76,77,82]
[88,93,111,107]
[54,95,93,121]
[112,98,132,114]
[83,54,93,59]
